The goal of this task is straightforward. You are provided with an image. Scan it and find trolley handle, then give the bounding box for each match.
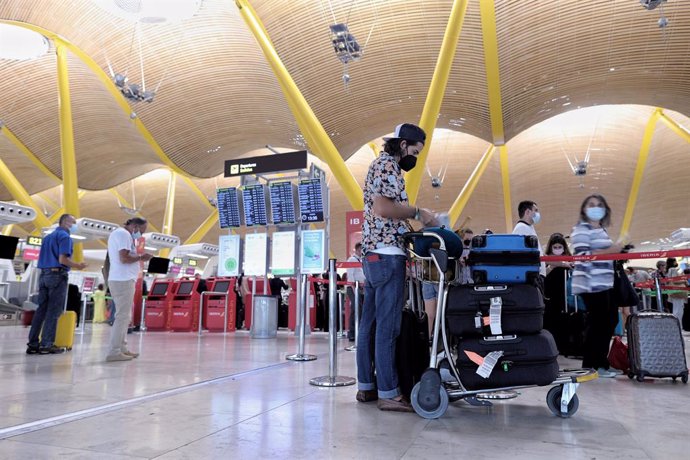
[402,231,448,252]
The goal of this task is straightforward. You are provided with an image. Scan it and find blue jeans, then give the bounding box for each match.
[356,254,407,399]
[27,271,68,348]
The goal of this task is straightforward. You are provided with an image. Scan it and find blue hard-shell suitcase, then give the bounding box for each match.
[468,234,540,284]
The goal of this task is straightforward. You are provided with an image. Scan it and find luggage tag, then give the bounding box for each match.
[463,350,505,378]
[489,296,503,335]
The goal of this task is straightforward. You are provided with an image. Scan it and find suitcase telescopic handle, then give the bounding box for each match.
[402,231,448,251]
[654,276,664,312]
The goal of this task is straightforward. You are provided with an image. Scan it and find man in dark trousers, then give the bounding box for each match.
[27,214,87,354]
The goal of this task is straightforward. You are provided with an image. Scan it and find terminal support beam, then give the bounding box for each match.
[619,109,661,240]
[0,158,52,230]
[236,0,363,210]
[479,0,505,145]
[368,142,380,159]
[448,145,496,227]
[159,171,177,258]
[405,0,470,205]
[179,175,215,212]
[184,211,218,245]
[56,42,82,262]
[1,125,61,183]
[499,145,512,232]
[1,225,13,236]
[658,110,690,144]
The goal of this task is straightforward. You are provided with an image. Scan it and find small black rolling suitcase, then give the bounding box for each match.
[467,234,541,284]
[627,277,689,383]
[455,330,559,390]
[446,284,544,337]
[396,281,430,400]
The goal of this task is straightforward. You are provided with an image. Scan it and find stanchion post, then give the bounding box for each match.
[78,296,87,332]
[338,288,346,338]
[345,280,359,352]
[198,292,206,336]
[223,292,228,334]
[140,296,147,331]
[310,259,355,387]
[286,273,316,361]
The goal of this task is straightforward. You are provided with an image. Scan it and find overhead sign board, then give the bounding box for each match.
[224,150,307,177]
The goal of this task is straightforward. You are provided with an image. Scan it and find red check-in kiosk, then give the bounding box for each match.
[203,277,236,332]
[170,278,200,332]
[145,280,175,330]
[288,277,317,331]
[243,277,268,330]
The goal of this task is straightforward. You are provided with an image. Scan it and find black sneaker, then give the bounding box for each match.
[26,346,40,355]
[39,346,65,354]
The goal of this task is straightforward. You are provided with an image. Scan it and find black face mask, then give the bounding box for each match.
[398,152,417,172]
[463,239,471,246]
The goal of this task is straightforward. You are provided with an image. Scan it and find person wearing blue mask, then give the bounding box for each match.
[570,194,628,378]
[27,214,88,355]
[512,200,546,278]
[105,217,153,362]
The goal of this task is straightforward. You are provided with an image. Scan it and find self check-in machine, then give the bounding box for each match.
[202,277,236,332]
[144,279,175,330]
[170,278,200,332]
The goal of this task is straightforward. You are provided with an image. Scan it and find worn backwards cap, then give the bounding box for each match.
[382,123,426,144]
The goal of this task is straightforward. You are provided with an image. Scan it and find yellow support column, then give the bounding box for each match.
[447,145,496,227]
[619,109,661,240]
[499,145,512,232]
[1,225,13,236]
[178,175,216,213]
[479,0,505,145]
[0,158,52,230]
[56,42,83,262]
[236,0,363,210]
[658,110,690,143]
[159,171,177,258]
[184,212,219,245]
[368,142,380,159]
[1,125,61,182]
[405,0,470,205]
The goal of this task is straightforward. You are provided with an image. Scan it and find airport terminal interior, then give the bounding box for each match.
[1,0,690,458]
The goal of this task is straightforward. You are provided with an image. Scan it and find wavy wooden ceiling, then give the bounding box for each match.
[0,0,689,260]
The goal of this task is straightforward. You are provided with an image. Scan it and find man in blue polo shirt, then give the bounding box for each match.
[27,214,87,354]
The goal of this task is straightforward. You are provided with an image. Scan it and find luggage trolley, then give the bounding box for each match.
[403,231,597,419]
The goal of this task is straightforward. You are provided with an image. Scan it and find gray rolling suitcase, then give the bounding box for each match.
[626,277,688,383]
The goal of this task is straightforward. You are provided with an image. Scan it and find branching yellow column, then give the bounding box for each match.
[1,225,14,236]
[0,158,52,230]
[658,110,690,143]
[448,145,496,227]
[1,125,61,182]
[184,212,218,245]
[499,146,512,232]
[619,109,662,240]
[56,42,83,262]
[159,171,177,258]
[479,0,505,145]
[405,0,470,205]
[236,0,363,210]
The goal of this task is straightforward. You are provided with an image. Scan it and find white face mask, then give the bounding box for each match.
[552,248,564,256]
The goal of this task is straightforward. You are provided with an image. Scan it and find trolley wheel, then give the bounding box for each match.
[681,373,688,384]
[411,382,449,419]
[627,373,634,380]
[636,374,645,382]
[546,385,579,418]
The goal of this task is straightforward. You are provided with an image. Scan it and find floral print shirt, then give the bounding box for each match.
[362,153,411,254]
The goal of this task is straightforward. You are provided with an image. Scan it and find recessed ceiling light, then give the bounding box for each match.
[0,24,50,61]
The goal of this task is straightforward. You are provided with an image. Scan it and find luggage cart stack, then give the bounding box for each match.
[403,232,597,419]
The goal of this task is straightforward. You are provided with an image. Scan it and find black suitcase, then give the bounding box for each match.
[683,303,690,332]
[396,307,430,400]
[549,270,586,358]
[455,330,559,390]
[446,284,544,337]
[627,277,688,383]
[467,234,541,284]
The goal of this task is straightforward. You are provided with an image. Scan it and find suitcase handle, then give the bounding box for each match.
[473,285,509,292]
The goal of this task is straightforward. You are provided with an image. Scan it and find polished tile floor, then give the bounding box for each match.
[0,324,688,459]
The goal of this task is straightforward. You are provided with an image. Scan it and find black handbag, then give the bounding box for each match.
[613,261,639,308]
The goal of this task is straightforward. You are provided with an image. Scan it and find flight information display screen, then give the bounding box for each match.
[216,187,241,228]
[242,184,268,226]
[298,178,324,223]
[269,181,296,225]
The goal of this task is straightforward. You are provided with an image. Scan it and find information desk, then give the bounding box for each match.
[203,277,236,332]
[288,277,316,331]
[170,278,201,332]
[243,277,269,330]
[144,280,175,330]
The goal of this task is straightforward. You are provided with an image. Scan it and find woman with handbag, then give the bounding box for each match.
[570,194,629,378]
